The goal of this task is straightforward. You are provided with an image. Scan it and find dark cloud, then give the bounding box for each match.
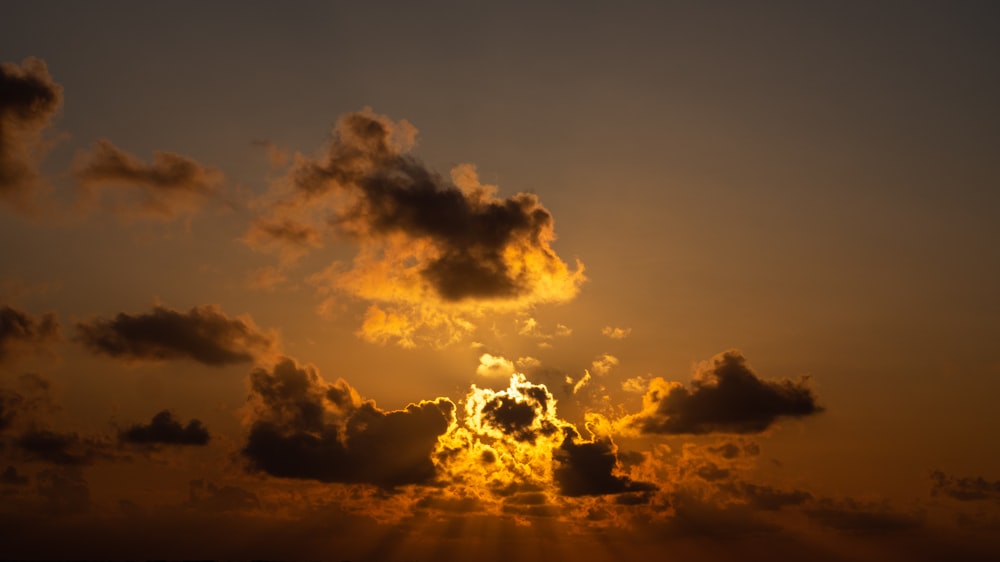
[0,305,59,365]
[242,357,455,488]
[248,110,583,346]
[1,465,29,485]
[0,372,57,432]
[15,429,110,466]
[75,304,276,366]
[187,479,260,513]
[120,410,209,446]
[721,481,813,511]
[74,138,223,221]
[805,498,923,534]
[554,428,657,497]
[35,467,90,515]
[479,389,559,444]
[0,57,62,210]
[627,350,822,434]
[930,470,1000,502]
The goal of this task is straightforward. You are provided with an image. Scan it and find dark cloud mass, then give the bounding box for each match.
[629,350,822,434]
[121,410,209,446]
[250,109,582,306]
[75,304,275,366]
[554,429,657,497]
[0,305,59,364]
[74,138,223,220]
[0,57,62,209]
[242,357,455,487]
[930,470,1000,502]
[15,429,109,466]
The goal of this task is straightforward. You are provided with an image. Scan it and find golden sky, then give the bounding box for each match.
[2,2,999,561]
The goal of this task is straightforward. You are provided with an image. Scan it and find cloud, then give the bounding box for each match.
[1,465,29,486]
[930,470,1000,502]
[804,498,924,534]
[590,353,619,376]
[0,305,59,365]
[187,479,260,513]
[242,356,455,488]
[249,108,584,346]
[476,353,516,378]
[120,410,210,446]
[722,481,812,511]
[0,57,63,213]
[621,350,822,434]
[0,373,57,432]
[75,304,277,366]
[74,138,224,221]
[602,326,631,339]
[554,428,657,497]
[15,429,111,466]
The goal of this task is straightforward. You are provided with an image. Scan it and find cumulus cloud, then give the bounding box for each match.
[0,57,62,212]
[248,109,584,346]
[554,428,657,497]
[120,410,210,446]
[75,304,277,366]
[435,374,654,503]
[74,139,224,221]
[242,356,455,488]
[476,353,516,378]
[621,350,822,435]
[602,326,631,339]
[930,470,1000,502]
[0,305,59,365]
[590,353,619,376]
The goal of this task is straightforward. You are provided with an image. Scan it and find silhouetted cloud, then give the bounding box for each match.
[242,357,454,488]
[554,428,656,497]
[0,373,57,432]
[120,410,209,446]
[75,304,276,366]
[187,479,260,513]
[1,465,29,485]
[0,57,62,212]
[15,429,110,466]
[930,470,1000,502]
[805,498,923,534]
[0,305,58,365]
[623,350,822,434]
[721,481,813,511]
[74,139,223,221]
[248,109,584,346]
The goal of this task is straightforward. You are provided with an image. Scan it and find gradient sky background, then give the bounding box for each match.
[2,2,999,561]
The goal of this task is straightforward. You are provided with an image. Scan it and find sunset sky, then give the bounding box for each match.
[2,2,999,560]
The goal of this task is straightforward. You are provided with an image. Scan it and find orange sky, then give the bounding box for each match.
[2,2,999,561]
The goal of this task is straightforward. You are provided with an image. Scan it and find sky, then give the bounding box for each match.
[1,1,999,560]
